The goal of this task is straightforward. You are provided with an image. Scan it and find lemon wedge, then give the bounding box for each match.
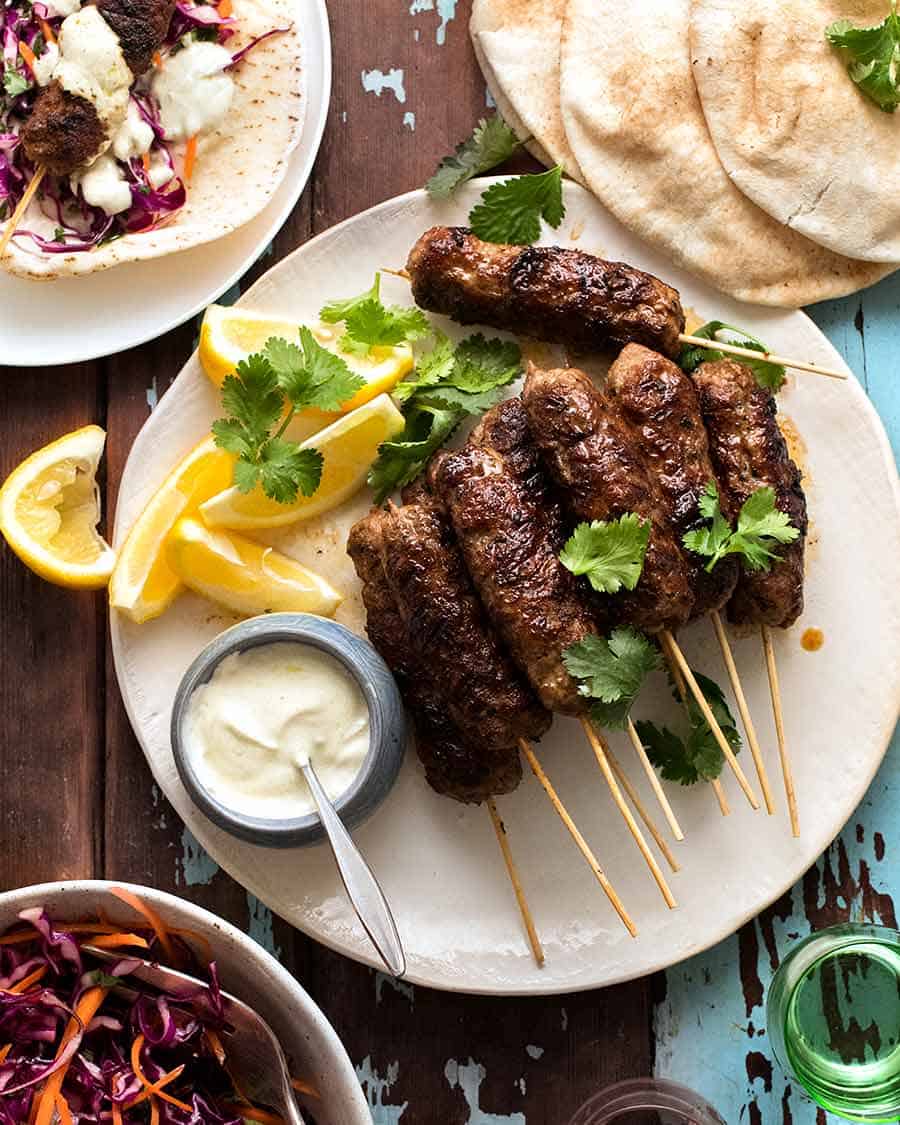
[199,393,405,531]
[0,425,116,589]
[167,517,342,618]
[109,436,235,624]
[199,304,414,413]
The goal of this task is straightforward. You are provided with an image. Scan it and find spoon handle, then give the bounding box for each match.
[301,762,406,978]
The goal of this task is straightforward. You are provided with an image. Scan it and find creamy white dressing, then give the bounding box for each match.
[111,100,154,161]
[42,0,81,18]
[184,643,371,821]
[32,41,60,87]
[152,40,234,140]
[54,5,132,131]
[70,152,131,214]
[146,152,174,189]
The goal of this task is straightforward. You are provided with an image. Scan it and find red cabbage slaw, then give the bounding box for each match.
[0,0,286,255]
[0,899,306,1123]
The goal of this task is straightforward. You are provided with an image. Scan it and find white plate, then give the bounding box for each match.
[111,183,900,996]
[0,0,330,367]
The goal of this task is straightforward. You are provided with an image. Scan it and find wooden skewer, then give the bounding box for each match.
[384,267,846,381]
[710,610,775,815]
[678,334,847,382]
[580,719,677,909]
[761,626,799,838]
[711,778,730,816]
[660,630,760,810]
[625,717,684,842]
[486,798,544,967]
[519,739,637,937]
[605,743,680,873]
[0,165,46,258]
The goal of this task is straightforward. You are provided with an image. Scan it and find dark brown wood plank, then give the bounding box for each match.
[0,362,105,885]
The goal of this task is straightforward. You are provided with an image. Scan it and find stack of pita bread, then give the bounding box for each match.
[470,0,897,307]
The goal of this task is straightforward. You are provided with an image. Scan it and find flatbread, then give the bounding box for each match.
[470,0,582,181]
[559,0,893,307]
[4,0,303,280]
[691,0,900,263]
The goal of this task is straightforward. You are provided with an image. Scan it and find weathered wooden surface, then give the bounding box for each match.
[0,1,897,1122]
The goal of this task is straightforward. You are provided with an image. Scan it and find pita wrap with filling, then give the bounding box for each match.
[691,0,900,263]
[4,0,303,281]
[470,0,582,181]
[559,0,892,306]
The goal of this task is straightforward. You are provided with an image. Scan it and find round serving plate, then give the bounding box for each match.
[0,0,331,368]
[111,182,900,996]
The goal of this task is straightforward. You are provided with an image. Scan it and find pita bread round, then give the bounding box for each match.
[4,0,304,280]
[691,0,900,263]
[559,0,892,307]
[470,0,582,181]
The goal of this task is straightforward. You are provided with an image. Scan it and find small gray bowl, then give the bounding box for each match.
[171,613,406,848]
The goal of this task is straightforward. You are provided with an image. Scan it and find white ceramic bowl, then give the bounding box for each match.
[0,880,371,1125]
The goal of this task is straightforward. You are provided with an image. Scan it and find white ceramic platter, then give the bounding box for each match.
[111,182,900,996]
[0,0,330,368]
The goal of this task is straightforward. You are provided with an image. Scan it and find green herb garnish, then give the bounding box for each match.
[319,274,431,354]
[425,115,522,198]
[559,514,650,595]
[469,165,565,246]
[827,3,900,113]
[563,627,660,730]
[683,482,800,573]
[679,320,785,392]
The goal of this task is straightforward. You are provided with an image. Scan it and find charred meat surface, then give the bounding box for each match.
[523,364,694,633]
[691,359,807,629]
[407,227,686,359]
[21,82,106,174]
[97,0,176,75]
[429,397,598,714]
[606,344,740,618]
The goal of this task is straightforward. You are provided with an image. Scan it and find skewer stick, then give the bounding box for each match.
[606,743,680,873]
[660,630,760,810]
[580,719,677,909]
[383,268,845,381]
[677,334,847,382]
[0,165,45,258]
[710,611,775,815]
[711,778,730,816]
[625,717,684,842]
[486,799,544,967]
[519,739,637,937]
[761,627,799,838]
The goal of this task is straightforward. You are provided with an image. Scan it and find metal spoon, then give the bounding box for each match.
[299,759,406,978]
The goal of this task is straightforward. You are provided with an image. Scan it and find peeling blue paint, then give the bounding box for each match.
[246,893,281,960]
[524,1045,544,1061]
[485,85,496,109]
[361,68,407,104]
[375,970,415,1006]
[356,1057,408,1124]
[409,0,456,45]
[445,1059,526,1125]
[560,1007,568,1031]
[177,828,218,887]
[402,111,416,131]
[145,377,158,412]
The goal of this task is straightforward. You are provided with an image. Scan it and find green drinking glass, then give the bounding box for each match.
[767,923,900,1122]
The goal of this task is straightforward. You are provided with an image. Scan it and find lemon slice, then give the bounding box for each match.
[109,436,235,624]
[199,304,414,413]
[0,425,116,589]
[167,517,343,618]
[200,393,405,531]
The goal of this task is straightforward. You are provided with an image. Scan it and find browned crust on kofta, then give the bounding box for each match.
[97,0,177,76]
[21,81,106,174]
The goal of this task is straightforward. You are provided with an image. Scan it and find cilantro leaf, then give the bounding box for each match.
[367,401,461,503]
[679,320,785,392]
[683,482,800,573]
[264,329,364,412]
[393,333,456,401]
[469,166,565,246]
[827,7,900,113]
[682,481,732,569]
[258,442,323,504]
[560,514,650,594]
[343,299,431,348]
[319,275,381,324]
[634,721,701,785]
[394,332,522,402]
[220,356,284,445]
[426,115,521,198]
[563,628,659,728]
[3,69,30,98]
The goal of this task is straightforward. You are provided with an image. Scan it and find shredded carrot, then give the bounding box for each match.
[111,1105,123,1125]
[142,151,152,174]
[0,1044,11,1064]
[109,888,176,964]
[54,1093,74,1125]
[183,135,198,184]
[18,40,36,72]
[39,19,56,44]
[291,1077,321,1099]
[8,965,47,994]
[221,1105,284,1125]
[124,1063,185,1109]
[218,0,232,16]
[1,921,152,944]
[131,1034,192,1113]
[205,1027,227,1066]
[33,986,108,1125]
[88,932,150,951]
[150,1097,160,1125]
[153,49,163,67]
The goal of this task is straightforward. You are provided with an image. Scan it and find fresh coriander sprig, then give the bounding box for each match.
[679,320,785,392]
[683,481,800,573]
[426,115,522,197]
[827,3,900,113]
[636,670,741,785]
[367,331,523,502]
[211,331,365,503]
[559,514,650,595]
[319,274,431,354]
[469,165,565,245]
[563,627,660,729]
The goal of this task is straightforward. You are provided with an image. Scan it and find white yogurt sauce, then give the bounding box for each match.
[33,42,60,87]
[111,100,154,161]
[43,0,82,18]
[70,152,131,214]
[152,41,234,141]
[54,6,132,131]
[184,643,371,821]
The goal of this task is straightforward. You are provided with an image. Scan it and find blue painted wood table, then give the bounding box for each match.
[0,1,897,1122]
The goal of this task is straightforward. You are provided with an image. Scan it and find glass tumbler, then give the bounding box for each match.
[568,1078,726,1125]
